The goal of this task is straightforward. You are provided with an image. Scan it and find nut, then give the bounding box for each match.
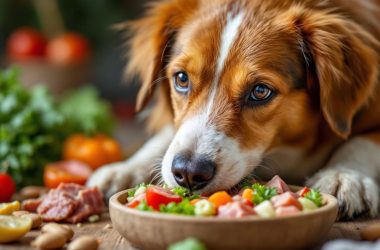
[31,232,67,250]
[21,213,42,229]
[41,223,74,241]
[20,186,47,200]
[67,235,99,250]
[361,223,380,241]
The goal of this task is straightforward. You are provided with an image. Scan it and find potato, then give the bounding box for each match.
[31,233,67,250]
[41,223,74,241]
[361,223,380,241]
[68,235,99,250]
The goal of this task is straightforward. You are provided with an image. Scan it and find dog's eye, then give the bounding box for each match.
[174,72,190,94]
[247,84,275,105]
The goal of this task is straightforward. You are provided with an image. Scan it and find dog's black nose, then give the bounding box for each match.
[171,153,216,190]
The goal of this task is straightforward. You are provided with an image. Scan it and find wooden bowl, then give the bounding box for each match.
[109,189,338,250]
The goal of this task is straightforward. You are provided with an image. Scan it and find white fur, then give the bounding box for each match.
[87,125,174,198]
[161,11,254,191]
[307,137,380,217]
[206,11,244,116]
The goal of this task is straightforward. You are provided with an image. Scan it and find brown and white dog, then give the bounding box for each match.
[88,0,380,219]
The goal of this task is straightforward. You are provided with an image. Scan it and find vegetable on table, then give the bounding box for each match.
[0,215,32,243]
[0,67,115,188]
[63,134,122,170]
[43,160,93,189]
[0,173,16,202]
[47,32,90,65]
[168,238,207,250]
[6,27,47,60]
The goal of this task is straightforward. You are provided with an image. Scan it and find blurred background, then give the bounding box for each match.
[0,0,150,110]
[0,0,158,188]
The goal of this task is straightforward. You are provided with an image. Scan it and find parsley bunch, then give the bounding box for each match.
[251,183,278,205]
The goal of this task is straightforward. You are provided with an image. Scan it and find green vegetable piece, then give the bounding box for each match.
[159,199,195,215]
[136,200,153,211]
[251,183,278,205]
[168,238,207,250]
[304,189,323,207]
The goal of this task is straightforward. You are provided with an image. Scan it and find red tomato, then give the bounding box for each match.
[44,161,93,189]
[297,187,310,197]
[0,173,16,202]
[146,186,182,210]
[127,193,146,208]
[6,27,46,60]
[47,33,90,65]
[63,134,123,170]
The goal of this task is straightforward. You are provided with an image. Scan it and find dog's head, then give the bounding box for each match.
[126,0,378,192]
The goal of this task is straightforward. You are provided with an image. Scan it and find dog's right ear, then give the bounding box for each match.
[121,0,199,112]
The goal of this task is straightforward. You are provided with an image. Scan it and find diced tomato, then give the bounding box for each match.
[146,186,182,210]
[266,175,290,194]
[126,193,146,208]
[275,205,301,217]
[297,187,310,197]
[271,192,302,210]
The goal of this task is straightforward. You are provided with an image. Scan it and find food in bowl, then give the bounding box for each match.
[125,175,323,218]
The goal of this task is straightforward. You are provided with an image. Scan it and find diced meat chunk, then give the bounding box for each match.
[275,205,301,217]
[37,189,79,222]
[271,192,302,210]
[218,201,256,218]
[266,175,290,194]
[66,187,104,223]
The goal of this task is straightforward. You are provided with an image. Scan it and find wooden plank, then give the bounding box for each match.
[0,213,377,250]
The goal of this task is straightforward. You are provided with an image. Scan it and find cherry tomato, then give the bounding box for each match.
[44,161,93,189]
[0,173,16,202]
[63,134,123,170]
[6,27,46,60]
[146,186,182,210]
[47,32,90,65]
[297,187,310,197]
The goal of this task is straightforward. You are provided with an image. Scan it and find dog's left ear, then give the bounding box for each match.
[287,8,379,138]
[120,0,199,112]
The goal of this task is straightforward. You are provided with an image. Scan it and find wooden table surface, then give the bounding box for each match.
[0,212,378,250]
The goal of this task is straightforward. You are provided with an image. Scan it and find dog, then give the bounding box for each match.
[87,0,380,219]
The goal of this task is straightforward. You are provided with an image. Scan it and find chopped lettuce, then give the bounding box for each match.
[159,199,195,215]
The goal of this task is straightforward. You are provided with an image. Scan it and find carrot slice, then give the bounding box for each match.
[242,189,254,202]
[208,191,232,208]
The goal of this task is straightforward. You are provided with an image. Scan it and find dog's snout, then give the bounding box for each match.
[171,153,216,190]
